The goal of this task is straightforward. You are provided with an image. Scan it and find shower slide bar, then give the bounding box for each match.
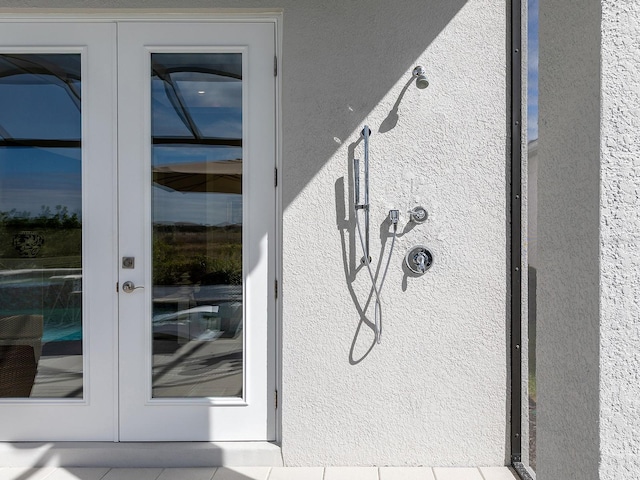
[354,125,371,261]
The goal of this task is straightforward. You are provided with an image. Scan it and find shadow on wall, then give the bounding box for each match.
[378,77,415,134]
[282,0,469,209]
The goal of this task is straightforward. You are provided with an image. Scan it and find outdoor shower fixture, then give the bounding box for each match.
[353,125,436,343]
[412,65,429,89]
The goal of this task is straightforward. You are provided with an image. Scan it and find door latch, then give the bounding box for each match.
[121,281,144,293]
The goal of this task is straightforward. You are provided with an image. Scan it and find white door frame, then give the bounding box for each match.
[0,13,282,444]
[117,20,277,441]
[0,21,118,441]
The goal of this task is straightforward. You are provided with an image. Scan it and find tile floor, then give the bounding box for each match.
[0,466,519,480]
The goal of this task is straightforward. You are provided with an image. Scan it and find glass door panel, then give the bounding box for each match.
[0,23,117,441]
[0,54,83,399]
[151,53,244,398]
[118,21,275,441]
[0,20,274,442]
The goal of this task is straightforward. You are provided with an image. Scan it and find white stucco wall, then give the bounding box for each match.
[600,1,640,478]
[0,0,510,466]
[540,0,640,479]
[538,0,601,479]
[280,1,508,465]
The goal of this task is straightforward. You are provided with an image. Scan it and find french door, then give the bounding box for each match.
[0,20,276,441]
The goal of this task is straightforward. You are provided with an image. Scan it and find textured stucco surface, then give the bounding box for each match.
[538,0,601,479]
[600,1,640,478]
[276,0,508,466]
[0,0,510,466]
[541,1,640,479]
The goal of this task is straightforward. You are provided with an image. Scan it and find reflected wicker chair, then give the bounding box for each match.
[0,314,44,363]
[0,345,37,397]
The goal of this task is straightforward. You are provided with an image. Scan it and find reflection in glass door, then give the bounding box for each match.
[151,53,244,398]
[117,21,275,441]
[0,22,117,441]
[0,54,83,399]
[0,19,275,442]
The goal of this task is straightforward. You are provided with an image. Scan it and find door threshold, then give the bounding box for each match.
[0,442,283,468]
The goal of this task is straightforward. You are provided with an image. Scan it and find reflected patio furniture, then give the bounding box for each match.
[0,314,44,363]
[153,305,221,341]
[191,285,242,338]
[0,345,37,397]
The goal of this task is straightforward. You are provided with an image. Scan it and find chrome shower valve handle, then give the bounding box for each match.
[409,206,428,224]
[405,246,434,275]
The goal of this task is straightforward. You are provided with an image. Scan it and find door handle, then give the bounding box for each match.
[122,281,144,293]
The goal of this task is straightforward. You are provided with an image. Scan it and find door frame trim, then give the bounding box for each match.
[0,11,283,445]
[0,10,284,22]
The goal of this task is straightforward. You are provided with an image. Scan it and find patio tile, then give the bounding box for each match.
[380,467,436,480]
[267,467,324,480]
[212,467,271,480]
[477,467,518,480]
[324,467,378,480]
[433,467,483,480]
[157,469,217,480]
[46,468,111,480]
[102,468,162,480]
[0,468,57,480]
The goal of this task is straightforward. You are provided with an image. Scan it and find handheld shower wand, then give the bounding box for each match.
[353,126,398,344]
[363,126,370,261]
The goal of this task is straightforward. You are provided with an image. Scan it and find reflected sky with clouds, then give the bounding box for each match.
[153,145,241,166]
[0,52,244,226]
[0,84,80,139]
[0,54,81,141]
[153,189,242,226]
[0,54,83,217]
[151,53,243,226]
[0,147,82,215]
[152,78,242,140]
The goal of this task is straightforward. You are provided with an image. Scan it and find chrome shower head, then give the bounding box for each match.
[412,65,429,89]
